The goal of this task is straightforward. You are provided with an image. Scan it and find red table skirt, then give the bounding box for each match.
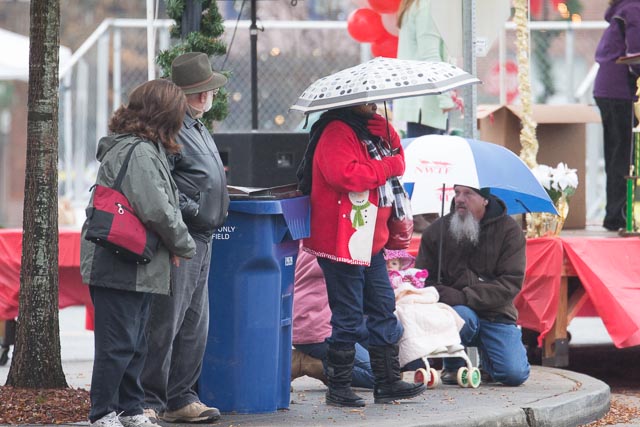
[408,234,640,348]
[5,228,639,344]
[0,229,93,329]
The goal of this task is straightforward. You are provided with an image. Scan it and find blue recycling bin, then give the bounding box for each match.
[200,195,310,414]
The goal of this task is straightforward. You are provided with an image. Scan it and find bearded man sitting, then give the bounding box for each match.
[414,185,530,386]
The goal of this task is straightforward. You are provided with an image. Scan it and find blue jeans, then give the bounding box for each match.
[89,286,152,422]
[294,342,375,389]
[317,251,403,348]
[443,306,530,386]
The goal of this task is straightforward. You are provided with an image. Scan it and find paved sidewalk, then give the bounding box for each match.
[163,366,609,427]
[0,307,611,427]
[1,357,610,427]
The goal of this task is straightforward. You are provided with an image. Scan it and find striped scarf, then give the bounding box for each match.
[296,107,409,219]
[362,137,410,220]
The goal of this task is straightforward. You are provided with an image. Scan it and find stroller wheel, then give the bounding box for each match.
[457,367,469,387]
[468,367,481,388]
[427,368,440,388]
[414,368,428,384]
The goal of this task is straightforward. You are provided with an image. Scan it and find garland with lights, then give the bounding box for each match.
[156,0,229,129]
[513,0,538,170]
[514,0,575,237]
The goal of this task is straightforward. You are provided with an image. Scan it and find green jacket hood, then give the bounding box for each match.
[96,134,128,162]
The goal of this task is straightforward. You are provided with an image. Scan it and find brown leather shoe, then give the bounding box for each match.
[159,401,220,423]
[291,349,327,384]
[291,348,304,381]
[142,409,158,424]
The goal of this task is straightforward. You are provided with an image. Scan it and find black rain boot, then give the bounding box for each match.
[325,345,366,407]
[369,344,426,404]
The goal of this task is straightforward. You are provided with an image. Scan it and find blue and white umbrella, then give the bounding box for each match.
[402,135,558,216]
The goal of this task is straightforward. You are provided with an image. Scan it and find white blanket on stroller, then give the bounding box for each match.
[394,283,465,367]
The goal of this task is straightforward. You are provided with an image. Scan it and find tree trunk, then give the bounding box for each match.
[5,0,67,388]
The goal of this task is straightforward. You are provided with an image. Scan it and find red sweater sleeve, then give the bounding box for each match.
[314,121,402,193]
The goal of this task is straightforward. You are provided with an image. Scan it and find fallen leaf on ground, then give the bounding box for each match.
[0,386,90,424]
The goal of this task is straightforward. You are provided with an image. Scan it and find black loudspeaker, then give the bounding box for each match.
[213,132,309,188]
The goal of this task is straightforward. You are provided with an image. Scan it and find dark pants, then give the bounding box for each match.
[317,251,402,348]
[595,97,633,230]
[406,122,445,138]
[89,286,152,422]
[142,239,211,412]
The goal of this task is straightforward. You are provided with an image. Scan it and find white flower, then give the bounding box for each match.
[531,164,554,190]
[531,162,578,206]
[550,162,578,192]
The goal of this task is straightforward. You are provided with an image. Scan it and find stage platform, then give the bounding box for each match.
[1,226,639,368]
[408,225,640,367]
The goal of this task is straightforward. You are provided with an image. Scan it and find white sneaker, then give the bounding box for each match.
[119,413,159,427]
[91,412,124,427]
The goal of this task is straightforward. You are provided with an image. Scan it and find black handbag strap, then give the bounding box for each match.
[112,139,145,192]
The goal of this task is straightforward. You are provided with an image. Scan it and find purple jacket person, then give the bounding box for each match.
[593,0,640,231]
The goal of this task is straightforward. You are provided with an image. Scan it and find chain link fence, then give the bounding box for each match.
[57,18,607,221]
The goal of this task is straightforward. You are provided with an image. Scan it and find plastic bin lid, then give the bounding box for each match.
[228,193,310,240]
[228,183,301,200]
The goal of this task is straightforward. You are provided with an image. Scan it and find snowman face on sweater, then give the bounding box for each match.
[347,190,377,262]
[349,191,369,206]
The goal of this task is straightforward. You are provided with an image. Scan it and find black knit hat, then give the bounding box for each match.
[454,184,491,199]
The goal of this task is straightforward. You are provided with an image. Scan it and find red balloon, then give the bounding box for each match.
[530,0,564,18]
[368,0,401,14]
[347,8,386,43]
[371,34,398,58]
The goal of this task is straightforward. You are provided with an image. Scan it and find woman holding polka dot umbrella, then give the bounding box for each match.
[291,58,478,408]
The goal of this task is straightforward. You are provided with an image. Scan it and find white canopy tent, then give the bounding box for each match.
[0,27,72,81]
[0,27,75,226]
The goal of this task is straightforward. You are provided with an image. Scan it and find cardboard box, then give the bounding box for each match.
[477,104,601,229]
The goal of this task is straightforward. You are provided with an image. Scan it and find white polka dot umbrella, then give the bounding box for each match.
[290,57,481,114]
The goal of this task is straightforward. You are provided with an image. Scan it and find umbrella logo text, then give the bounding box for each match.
[414,160,453,177]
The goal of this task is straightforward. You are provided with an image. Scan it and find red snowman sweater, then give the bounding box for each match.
[302,120,405,266]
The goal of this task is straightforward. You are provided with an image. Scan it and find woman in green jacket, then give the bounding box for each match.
[81,79,196,427]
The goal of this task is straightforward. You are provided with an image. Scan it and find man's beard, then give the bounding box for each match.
[449,211,480,245]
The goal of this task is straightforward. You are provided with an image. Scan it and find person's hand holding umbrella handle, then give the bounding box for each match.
[368,113,400,149]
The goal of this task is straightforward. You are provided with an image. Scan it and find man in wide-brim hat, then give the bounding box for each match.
[142,52,229,424]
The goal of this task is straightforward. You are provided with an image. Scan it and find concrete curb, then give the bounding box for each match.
[523,368,611,427]
[0,362,612,427]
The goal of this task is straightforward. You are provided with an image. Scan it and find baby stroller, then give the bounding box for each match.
[393,282,481,389]
[410,346,481,389]
[385,249,481,389]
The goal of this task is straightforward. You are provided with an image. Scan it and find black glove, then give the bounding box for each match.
[434,285,467,307]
